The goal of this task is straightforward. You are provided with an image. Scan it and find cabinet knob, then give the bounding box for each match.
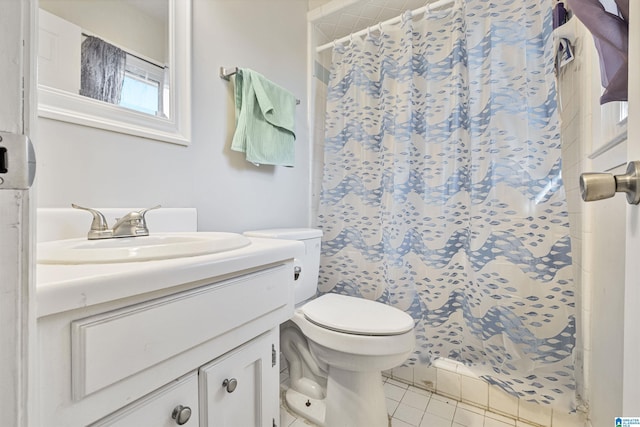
[171,404,192,425]
[222,378,238,393]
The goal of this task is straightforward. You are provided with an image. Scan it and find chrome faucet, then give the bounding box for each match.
[72,204,161,239]
[112,205,161,237]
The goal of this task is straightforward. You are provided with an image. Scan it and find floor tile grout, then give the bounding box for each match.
[279,373,544,427]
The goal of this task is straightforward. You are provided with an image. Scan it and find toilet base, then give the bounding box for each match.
[285,388,326,426]
[324,367,389,427]
[286,367,390,427]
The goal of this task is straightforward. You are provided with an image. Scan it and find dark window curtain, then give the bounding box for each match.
[80,36,126,104]
[566,0,628,104]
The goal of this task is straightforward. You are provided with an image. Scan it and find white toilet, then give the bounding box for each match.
[244,228,415,427]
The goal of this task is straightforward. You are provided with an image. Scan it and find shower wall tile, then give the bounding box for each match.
[567,212,581,236]
[461,375,489,408]
[565,126,580,153]
[455,363,475,377]
[487,412,517,426]
[413,365,437,392]
[435,368,461,400]
[310,64,327,225]
[488,386,519,418]
[518,399,552,426]
[433,357,461,372]
[392,366,414,384]
[313,60,331,85]
[551,409,587,427]
[318,49,332,70]
[576,346,590,409]
[557,19,590,412]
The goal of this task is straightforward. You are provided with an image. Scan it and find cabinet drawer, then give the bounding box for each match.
[71,264,290,399]
[90,372,199,427]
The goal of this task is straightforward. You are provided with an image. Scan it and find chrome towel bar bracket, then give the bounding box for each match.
[219,66,238,81]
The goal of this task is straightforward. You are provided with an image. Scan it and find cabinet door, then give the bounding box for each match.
[89,372,199,427]
[199,330,279,427]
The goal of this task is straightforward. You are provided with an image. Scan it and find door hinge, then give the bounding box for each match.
[272,344,277,368]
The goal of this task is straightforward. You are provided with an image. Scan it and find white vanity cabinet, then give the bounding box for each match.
[37,249,297,427]
[89,329,279,427]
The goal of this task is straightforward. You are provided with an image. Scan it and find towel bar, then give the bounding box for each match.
[220,66,300,105]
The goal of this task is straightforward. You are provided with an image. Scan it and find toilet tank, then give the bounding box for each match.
[243,228,322,304]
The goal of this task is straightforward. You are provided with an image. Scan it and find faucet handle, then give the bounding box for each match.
[138,205,161,228]
[71,203,113,239]
[111,205,161,238]
[138,205,162,217]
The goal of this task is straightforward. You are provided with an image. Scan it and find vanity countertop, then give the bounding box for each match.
[37,237,304,318]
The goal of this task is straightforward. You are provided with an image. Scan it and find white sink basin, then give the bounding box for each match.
[37,232,251,264]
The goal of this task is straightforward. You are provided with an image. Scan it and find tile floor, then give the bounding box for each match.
[280,375,541,427]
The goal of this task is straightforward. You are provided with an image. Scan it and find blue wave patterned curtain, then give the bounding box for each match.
[318,0,576,410]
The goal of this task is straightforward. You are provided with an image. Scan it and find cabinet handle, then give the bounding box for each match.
[171,405,192,425]
[222,378,238,393]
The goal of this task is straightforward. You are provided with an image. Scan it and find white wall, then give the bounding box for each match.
[190,0,310,232]
[36,0,310,234]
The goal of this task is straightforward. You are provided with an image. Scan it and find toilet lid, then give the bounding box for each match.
[301,294,414,336]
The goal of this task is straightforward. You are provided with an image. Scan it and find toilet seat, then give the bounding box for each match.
[300,293,414,336]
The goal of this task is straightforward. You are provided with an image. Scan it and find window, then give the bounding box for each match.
[119,54,167,117]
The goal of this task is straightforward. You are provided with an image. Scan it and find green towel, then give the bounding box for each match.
[231,68,297,166]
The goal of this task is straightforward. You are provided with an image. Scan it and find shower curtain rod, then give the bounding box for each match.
[315,0,455,53]
[81,32,166,69]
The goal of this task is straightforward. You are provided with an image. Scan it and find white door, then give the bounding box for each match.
[623,1,640,413]
[0,1,36,426]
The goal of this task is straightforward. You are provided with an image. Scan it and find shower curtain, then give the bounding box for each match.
[318,0,576,410]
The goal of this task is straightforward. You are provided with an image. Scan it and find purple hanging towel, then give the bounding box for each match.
[566,0,629,104]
